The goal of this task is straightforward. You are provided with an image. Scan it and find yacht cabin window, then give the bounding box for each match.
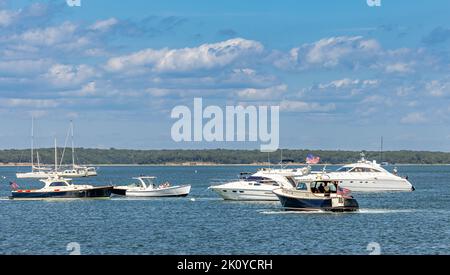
[349,167,381,173]
[336,167,352,172]
[49,182,68,187]
[296,182,307,191]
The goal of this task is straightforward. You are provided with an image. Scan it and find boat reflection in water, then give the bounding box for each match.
[273,179,359,212]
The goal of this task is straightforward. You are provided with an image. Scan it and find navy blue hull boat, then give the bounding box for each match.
[273,180,359,212]
[9,177,113,200]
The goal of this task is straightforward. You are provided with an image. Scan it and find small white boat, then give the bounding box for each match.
[112,176,191,197]
[209,167,311,201]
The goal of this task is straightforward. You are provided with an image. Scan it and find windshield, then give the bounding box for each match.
[336,166,352,172]
[245,176,277,185]
[49,182,68,187]
[142,178,155,186]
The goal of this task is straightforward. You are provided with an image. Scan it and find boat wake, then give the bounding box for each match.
[357,208,415,214]
[260,208,415,215]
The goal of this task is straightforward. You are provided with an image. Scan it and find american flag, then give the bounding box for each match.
[9,181,19,190]
[306,154,320,164]
[337,187,352,197]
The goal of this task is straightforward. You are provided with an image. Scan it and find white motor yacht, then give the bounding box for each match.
[209,166,310,201]
[295,153,414,192]
[112,176,191,197]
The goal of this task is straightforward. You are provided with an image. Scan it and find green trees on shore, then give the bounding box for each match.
[1,148,450,165]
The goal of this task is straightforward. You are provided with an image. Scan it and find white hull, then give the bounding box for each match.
[296,172,414,192]
[16,172,50,179]
[124,185,191,197]
[16,169,97,179]
[338,179,413,192]
[209,186,279,201]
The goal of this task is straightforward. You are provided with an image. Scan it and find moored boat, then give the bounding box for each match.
[112,176,191,197]
[9,177,113,200]
[273,180,359,212]
[209,166,310,201]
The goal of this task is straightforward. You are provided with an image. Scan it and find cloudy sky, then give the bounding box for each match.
[0,0,450,151]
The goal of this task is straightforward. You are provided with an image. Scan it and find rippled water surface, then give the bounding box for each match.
[1,165,449,254]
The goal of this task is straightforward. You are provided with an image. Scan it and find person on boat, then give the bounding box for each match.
[324,182,330,196]
[332,181,339,193]
[318,183,325,193]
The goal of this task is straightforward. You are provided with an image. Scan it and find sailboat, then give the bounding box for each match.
[10,139,112,200]
[16,120,97,179]
[57,121,97,178]
[16,118,51,179]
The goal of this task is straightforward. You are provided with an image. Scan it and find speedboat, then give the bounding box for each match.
[273,180,359,212]
[208,166,310,201]
[9,177,113,200]
[112,176,191,197]
[295,153,414,192]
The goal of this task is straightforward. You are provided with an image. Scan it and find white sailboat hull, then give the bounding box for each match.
[16,170,97,179]
[16,172,51,179]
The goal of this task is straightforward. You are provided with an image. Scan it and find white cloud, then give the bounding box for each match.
[236,84,287,100]
[0,9,19,27]
[400,112,427,124]
[105,38,264,73]
[280,100,336,112]
[89,18,119,32]
[275,36,381,70]
[426,79,450,97]
[45,64,97,87]
[14,22,77,46]
[385,62,415,74]
[0,98,59,108]
[0,59,52,75]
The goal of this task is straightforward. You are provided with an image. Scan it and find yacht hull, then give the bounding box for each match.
[209,187,279,201]
[295,175,414,192]
[9,186,113,200]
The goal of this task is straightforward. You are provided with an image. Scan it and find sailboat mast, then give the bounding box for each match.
[31,117,34,171]
[54,138,58,172]
[380,136,384,163]
[71,121,75,168]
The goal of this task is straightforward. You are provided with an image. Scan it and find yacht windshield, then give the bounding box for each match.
[245,176,277,185]
[49,182,68,187]
[336,167,352,172]
[350,167,381,172]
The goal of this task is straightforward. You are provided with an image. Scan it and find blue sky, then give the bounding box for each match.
[1,0,450,151]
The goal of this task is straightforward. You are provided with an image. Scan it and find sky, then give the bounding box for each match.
[0,0,450,151]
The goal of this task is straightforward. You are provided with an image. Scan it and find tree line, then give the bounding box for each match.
[1,148,450,165]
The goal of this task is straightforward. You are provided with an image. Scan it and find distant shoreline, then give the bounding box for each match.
[2,162,450,167]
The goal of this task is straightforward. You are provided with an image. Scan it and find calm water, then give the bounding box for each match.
[1,165,450,255]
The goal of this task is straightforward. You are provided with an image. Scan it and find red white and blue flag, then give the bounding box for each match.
[9,181,19,190]
[337,187,352,197]
[306,154,320,164]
